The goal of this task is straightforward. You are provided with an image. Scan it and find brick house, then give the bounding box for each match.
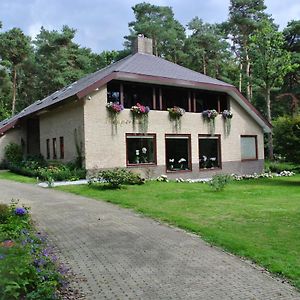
[0,36,271,179]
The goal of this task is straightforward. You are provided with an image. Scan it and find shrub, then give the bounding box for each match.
[98,168,144,188]
[4,143,23,165]
[273,115,300,164]
[0,204,9,223]
[265,160,299,173]
[208,174,232,192]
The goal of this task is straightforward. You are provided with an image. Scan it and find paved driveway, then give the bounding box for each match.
[0,179,299,300]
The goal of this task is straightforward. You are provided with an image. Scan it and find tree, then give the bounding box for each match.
[33,26,101,100]
[273,115,300,163]
[124,2,186,63]
[185,17,234,79]
[222,0,268,100]
[0,28,31,115]
[249,20,294,158]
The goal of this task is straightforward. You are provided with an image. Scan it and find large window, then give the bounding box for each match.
[241,135,257,160]
[161,87,189,111]
[165,135,191,172]
[124,82,153,109]
[199,135,221,169]
[46,139,50,159]
[107,81,120,103]
[195,91,228,113]
[59,137,64,159]
[126,134,156,165]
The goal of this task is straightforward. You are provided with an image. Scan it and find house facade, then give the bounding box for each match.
[0,36,271,179]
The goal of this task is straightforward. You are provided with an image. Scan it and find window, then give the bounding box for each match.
[126,134,156,165]
[52,138,57,159]
[59,137,64,159]
[165,135,191,172]
[195,91,228,113]
[124,82,153,109]
[241,135,257,160]
[199,135,221,169]
[46,139,50,159]
[107,81,120,103]
[161,87,189,111]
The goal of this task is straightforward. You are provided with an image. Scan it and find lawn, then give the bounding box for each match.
[58,175,300,289]
[0,170,36,183]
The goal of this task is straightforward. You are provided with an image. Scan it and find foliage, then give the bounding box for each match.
[167,106,185,132]
[4,143,23,165]
[130,103,150,132]
[273,115,300,163]
[265,160,300,173]
[97,168,145,189]
[208,174,232,191]
[4,153,86,182]
[58,175,300,289]
[125,3,186,63]
[202,109,218,135]
[0,204,10,223]
[0,200,65,299]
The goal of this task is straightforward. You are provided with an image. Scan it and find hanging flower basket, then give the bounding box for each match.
[106,102,124,135]
[130,103,150,132]
[202,109,218,135]
[222,110,233,136]
[167,106,185,132]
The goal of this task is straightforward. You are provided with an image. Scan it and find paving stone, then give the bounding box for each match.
[0,179,299,300]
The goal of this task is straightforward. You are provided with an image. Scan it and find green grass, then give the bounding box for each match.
[58,176,300,289]
[0,170,36,183]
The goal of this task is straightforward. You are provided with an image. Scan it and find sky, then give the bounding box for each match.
[0,0,299,53]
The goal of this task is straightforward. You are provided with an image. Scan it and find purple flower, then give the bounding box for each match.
[15,207,27,216]
[0,254,5,260]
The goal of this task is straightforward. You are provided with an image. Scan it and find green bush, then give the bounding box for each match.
[98,168,145,189]
[4,143,23,165]
[265,160,299,173]
[0,204,9,223]
[273,115,300,164]
[208,174,232,192]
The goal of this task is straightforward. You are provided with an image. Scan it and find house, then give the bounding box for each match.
[0,36,271,179]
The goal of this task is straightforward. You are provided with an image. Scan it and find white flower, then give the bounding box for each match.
[178,158,186,163]
[202,155,207,162]
[169,158,175,163]
[135,150,140,155]
[210,157,216,161]
[142,147,147,154]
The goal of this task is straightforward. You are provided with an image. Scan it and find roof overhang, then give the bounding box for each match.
[0,119,19,136]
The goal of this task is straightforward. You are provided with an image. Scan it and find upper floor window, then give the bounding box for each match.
[195,91,228,113]
[161,87,189,111]
[123,82,153,109]
[107,81,120,103]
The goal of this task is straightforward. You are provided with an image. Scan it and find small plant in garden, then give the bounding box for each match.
[97,168,145,189]
[208,174,232,191]
[130,103,150,132]
[222,110,233,136]
[202,109,218,135]
[167,106,185,132]
[0,200,68,299]
[156,175,169,182]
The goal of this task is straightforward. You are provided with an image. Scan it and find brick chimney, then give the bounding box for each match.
[133,34,153,55]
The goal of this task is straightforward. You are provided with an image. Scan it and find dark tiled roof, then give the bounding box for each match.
[3,53,269,134]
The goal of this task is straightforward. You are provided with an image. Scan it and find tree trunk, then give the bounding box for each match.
[239,62,243,92]
[202,52,206,75]
[266,86,273,159]
[245,50,251,101]
[12,65,17,116]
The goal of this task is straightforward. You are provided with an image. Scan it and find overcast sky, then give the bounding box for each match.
[1,0,299,53]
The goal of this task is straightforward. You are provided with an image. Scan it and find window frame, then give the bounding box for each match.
[52,138,57,159]
[59,136,64,159]
[126,133,157,167]
[240,135,258,161]
[46,139,50,159]
[165,134,192,173]
[198,134,222,171]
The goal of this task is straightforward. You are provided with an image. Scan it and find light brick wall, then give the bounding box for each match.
[83,85,265,174]
[39,101,84,162]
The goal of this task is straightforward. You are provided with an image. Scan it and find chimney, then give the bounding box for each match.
[133,34,153,55]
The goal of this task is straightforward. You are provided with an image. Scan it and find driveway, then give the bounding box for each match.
[0,179,299,300]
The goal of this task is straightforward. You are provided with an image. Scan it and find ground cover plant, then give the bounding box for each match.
[0,200,67,299]
[58,175,300,289]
